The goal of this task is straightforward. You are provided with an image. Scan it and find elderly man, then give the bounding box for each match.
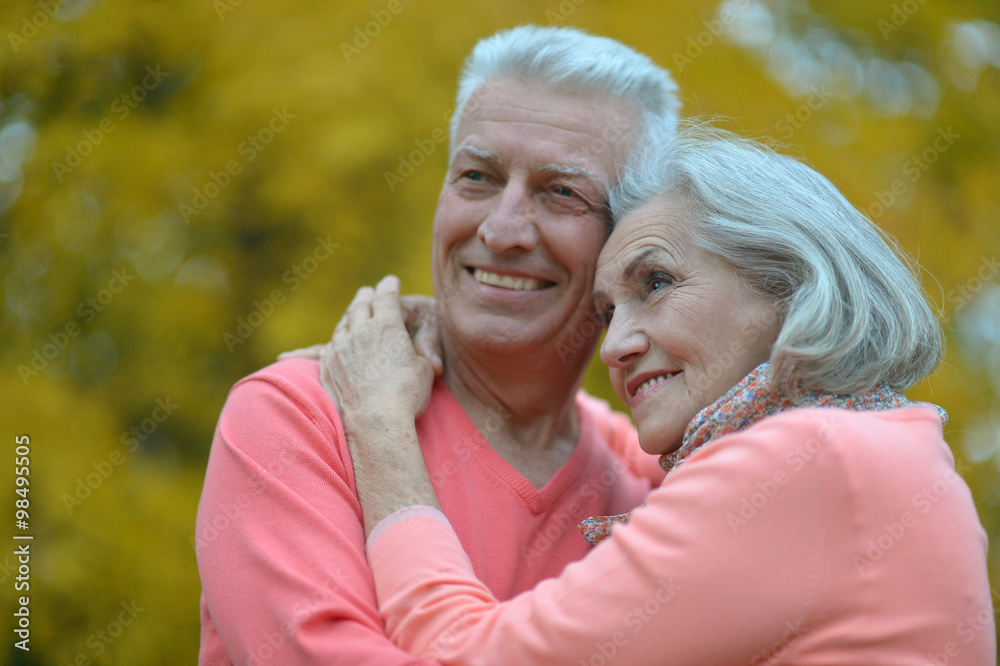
[195,25,679,664]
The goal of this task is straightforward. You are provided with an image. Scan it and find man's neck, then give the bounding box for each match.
[440,336,597,487]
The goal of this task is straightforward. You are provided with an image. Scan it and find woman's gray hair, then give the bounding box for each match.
[450,25,680,154]
[611,122,942,394]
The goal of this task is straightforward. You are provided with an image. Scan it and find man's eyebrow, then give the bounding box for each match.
[450,148,602,183]
[451,145,501,165]
[539,163,598,180]
[540,163,605,189]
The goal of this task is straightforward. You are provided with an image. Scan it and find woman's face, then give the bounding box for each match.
[594,193,782,455]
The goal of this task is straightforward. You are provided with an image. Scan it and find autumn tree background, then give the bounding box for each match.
[1,0,998,663]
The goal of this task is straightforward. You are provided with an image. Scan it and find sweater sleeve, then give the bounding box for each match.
[367,411,830,665]
[195,359,437,665]
[577,391,665,486]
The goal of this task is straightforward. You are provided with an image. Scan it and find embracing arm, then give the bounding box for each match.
[322,276,441,534]
[357,415,835,665]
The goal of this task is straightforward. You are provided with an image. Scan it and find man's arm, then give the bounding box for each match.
[194,358,436,665]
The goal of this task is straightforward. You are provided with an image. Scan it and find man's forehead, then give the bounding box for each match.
[453,80,638,172]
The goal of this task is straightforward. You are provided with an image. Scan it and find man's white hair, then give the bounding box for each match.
[450,25,680,164]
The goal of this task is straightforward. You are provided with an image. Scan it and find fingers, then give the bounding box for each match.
[345,284,376,332]
[411,314,444,377]
[370,275,406,329]
[343,276,404,333]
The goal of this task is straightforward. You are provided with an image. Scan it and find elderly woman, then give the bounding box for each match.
[323,125,994,664]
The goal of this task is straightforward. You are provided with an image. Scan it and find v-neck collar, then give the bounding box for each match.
[430,379,594,515]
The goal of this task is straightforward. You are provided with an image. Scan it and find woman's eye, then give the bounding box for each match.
[595,305,614,326]
[644,273,673,293]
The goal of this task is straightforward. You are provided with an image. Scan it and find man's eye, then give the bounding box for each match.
[464,170,484,181]
[552,185,577,197]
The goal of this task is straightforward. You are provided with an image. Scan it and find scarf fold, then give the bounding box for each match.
[579,362,947,545]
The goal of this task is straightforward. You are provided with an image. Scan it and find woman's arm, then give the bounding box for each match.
[359,412,832,665]
[325,276,441,534]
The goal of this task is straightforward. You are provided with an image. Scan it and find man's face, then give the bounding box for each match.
[432,78,636,361]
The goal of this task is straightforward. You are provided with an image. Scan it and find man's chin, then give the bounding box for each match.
[445,314,558,354]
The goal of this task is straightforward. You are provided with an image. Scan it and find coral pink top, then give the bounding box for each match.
[195,358,660,664]
[368,406,996,665]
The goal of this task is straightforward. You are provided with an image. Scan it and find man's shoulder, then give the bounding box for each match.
[233,356,321,393]
[212,358,361,483]
[220,357,343,445]
[225,357,337,417]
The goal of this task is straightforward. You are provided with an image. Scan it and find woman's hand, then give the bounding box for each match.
[278,292,443,377]
[324,275,436,431]
[322,275,441,534]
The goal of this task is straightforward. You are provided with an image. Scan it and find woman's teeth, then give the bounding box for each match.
[634,373,675,396]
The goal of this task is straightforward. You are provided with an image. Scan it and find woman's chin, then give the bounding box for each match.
[637,430,683,457]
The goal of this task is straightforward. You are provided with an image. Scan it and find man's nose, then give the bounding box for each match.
[477,183,540,253]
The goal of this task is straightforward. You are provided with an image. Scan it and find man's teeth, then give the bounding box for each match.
[634,374,675,396]
[473,269,547,291]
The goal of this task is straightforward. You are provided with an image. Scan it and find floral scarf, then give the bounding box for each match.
[579,362,947,545]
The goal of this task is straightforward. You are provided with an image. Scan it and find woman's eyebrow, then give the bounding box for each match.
[593,247,666,301]
[622,248,662,281]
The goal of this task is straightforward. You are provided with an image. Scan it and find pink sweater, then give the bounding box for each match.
[195,358,660,664]
[368,406,996,665]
